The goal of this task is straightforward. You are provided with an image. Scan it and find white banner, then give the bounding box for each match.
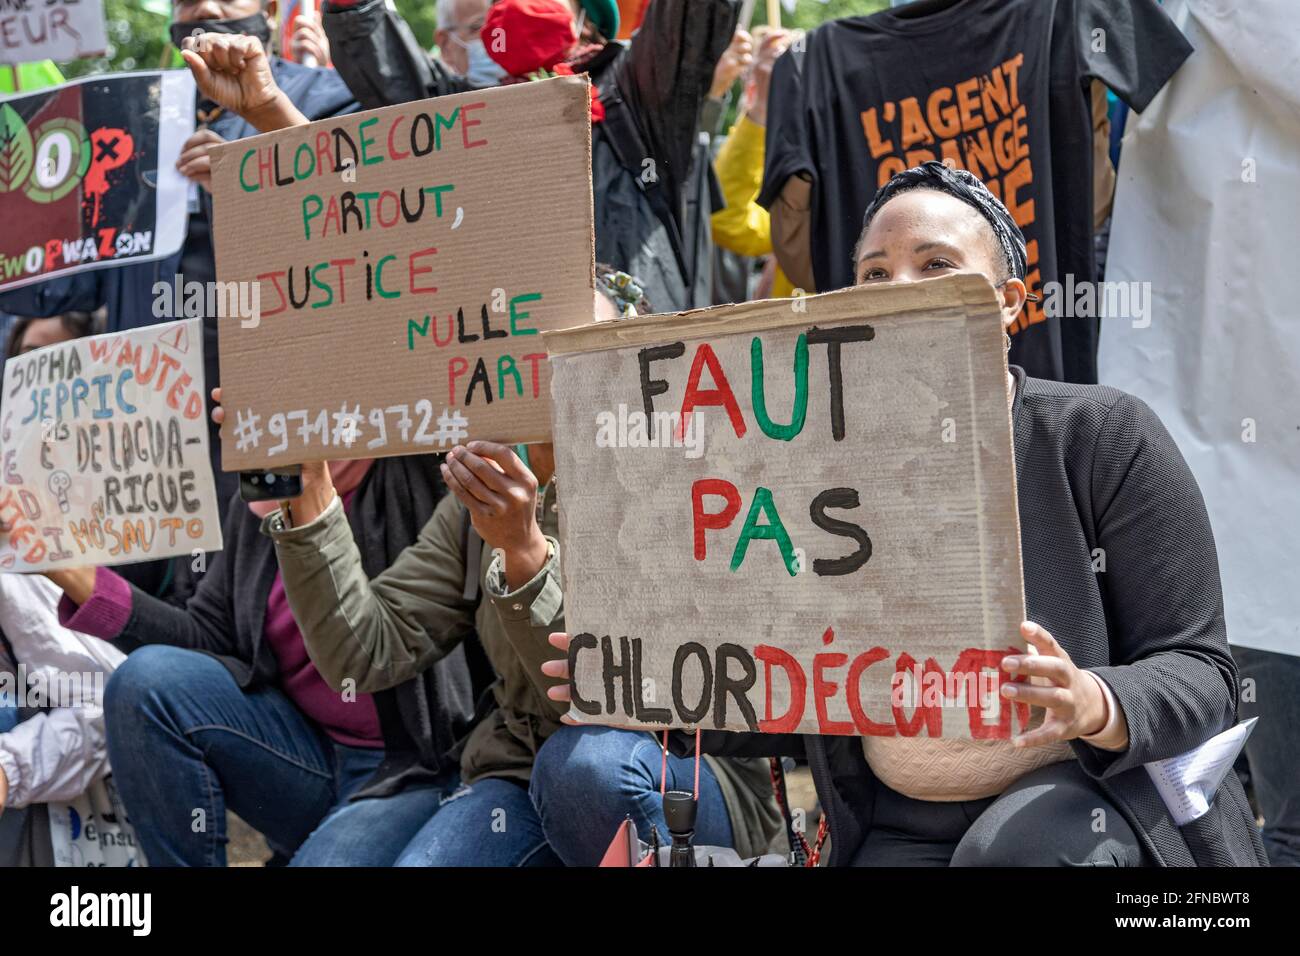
[0,0,107,65]
[1098,0,1300,656]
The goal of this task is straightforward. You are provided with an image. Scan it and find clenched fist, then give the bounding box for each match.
[180,32,307,132]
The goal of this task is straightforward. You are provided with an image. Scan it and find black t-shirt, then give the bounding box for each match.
[759,0,1191,383]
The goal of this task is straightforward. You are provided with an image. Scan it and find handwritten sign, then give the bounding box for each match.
[0,71,194,291]
[209,76,594,470]
[546,275,1029,739]
[0,319,222,571]
[0,0,106,65]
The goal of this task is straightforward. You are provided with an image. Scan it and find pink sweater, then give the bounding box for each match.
[58,493,382,748]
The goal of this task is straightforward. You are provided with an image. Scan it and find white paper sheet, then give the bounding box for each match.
[1144,718,1258,826]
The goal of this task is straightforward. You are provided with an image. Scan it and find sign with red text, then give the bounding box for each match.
[0,319,223,571]
[209,76,594,469]
[0,71,193,290]
[547,275,1030,739]
[0,0,107,65]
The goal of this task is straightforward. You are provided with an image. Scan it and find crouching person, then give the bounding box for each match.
[538,163,1266,868]
[264,438,568,866]
[265,298,781,867]
[48,449,471,866]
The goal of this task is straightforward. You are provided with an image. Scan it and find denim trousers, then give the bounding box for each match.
[102,644,520,866]
[529,725,734,866]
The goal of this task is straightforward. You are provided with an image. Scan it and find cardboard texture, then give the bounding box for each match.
[0,318,223,571]
[0,0,107,65]
[209,76,594,470]
[546,274,1029,739]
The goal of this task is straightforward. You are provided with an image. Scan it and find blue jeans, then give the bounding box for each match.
[391,777,562,867]
[1234,645,1300,866]
[529,725,734,866]
[104,644,457,866]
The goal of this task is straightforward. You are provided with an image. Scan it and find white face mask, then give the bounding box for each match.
[448,32,506,87]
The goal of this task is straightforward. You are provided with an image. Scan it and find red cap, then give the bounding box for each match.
[484,0,579,77]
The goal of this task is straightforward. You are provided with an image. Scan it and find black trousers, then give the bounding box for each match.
[1232,644,1300,866]
[850,759,1147,867]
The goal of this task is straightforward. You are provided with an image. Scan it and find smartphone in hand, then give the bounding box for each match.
[239,466,303,502]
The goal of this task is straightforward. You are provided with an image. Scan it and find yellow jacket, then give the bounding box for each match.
[711,115,795,299]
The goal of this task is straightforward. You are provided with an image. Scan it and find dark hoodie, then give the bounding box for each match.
[317,0,737,315]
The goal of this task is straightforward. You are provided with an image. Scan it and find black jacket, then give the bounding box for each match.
[320,0,736,313]
[691,368,1267,867]
[107,456,485,800]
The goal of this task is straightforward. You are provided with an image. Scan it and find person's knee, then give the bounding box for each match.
[531,726,653,812]
[105,645,209,732]
[530,726,593,817]
[106,645,175,720]
[951,766,1143,867]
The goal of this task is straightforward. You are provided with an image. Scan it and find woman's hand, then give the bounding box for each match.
[541,633,652,731]
[175,128,226,191]
[180,33,307,132]
[210,388,335,525]
[441,442,548,591]
[542,632,573,707]
[1001,622,1115,748]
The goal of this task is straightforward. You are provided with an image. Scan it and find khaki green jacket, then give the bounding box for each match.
[266,482,782,859]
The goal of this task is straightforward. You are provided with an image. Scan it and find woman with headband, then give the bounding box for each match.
[543,162,1266,867]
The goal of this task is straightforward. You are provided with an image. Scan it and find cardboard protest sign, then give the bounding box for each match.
[0,318,222,571]
[0,70,194,291]
[546,274,1029,739]
[0,0,107,65]
[209,76,594,470]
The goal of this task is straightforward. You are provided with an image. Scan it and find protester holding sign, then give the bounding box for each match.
[0,0,358,512]
[541,162,1265,868]
[179,24,781,855]
[253,284,780,865]
[37,443,471,867]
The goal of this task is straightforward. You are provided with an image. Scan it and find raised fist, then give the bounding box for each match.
[180,32,282,121]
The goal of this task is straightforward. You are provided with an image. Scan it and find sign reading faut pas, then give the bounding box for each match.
[0,319,222,571]
[209,76,594,470]
[0,0,107,64]
[546,274,1031,739]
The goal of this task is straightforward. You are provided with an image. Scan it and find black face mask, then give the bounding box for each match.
[169,11,273,53]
